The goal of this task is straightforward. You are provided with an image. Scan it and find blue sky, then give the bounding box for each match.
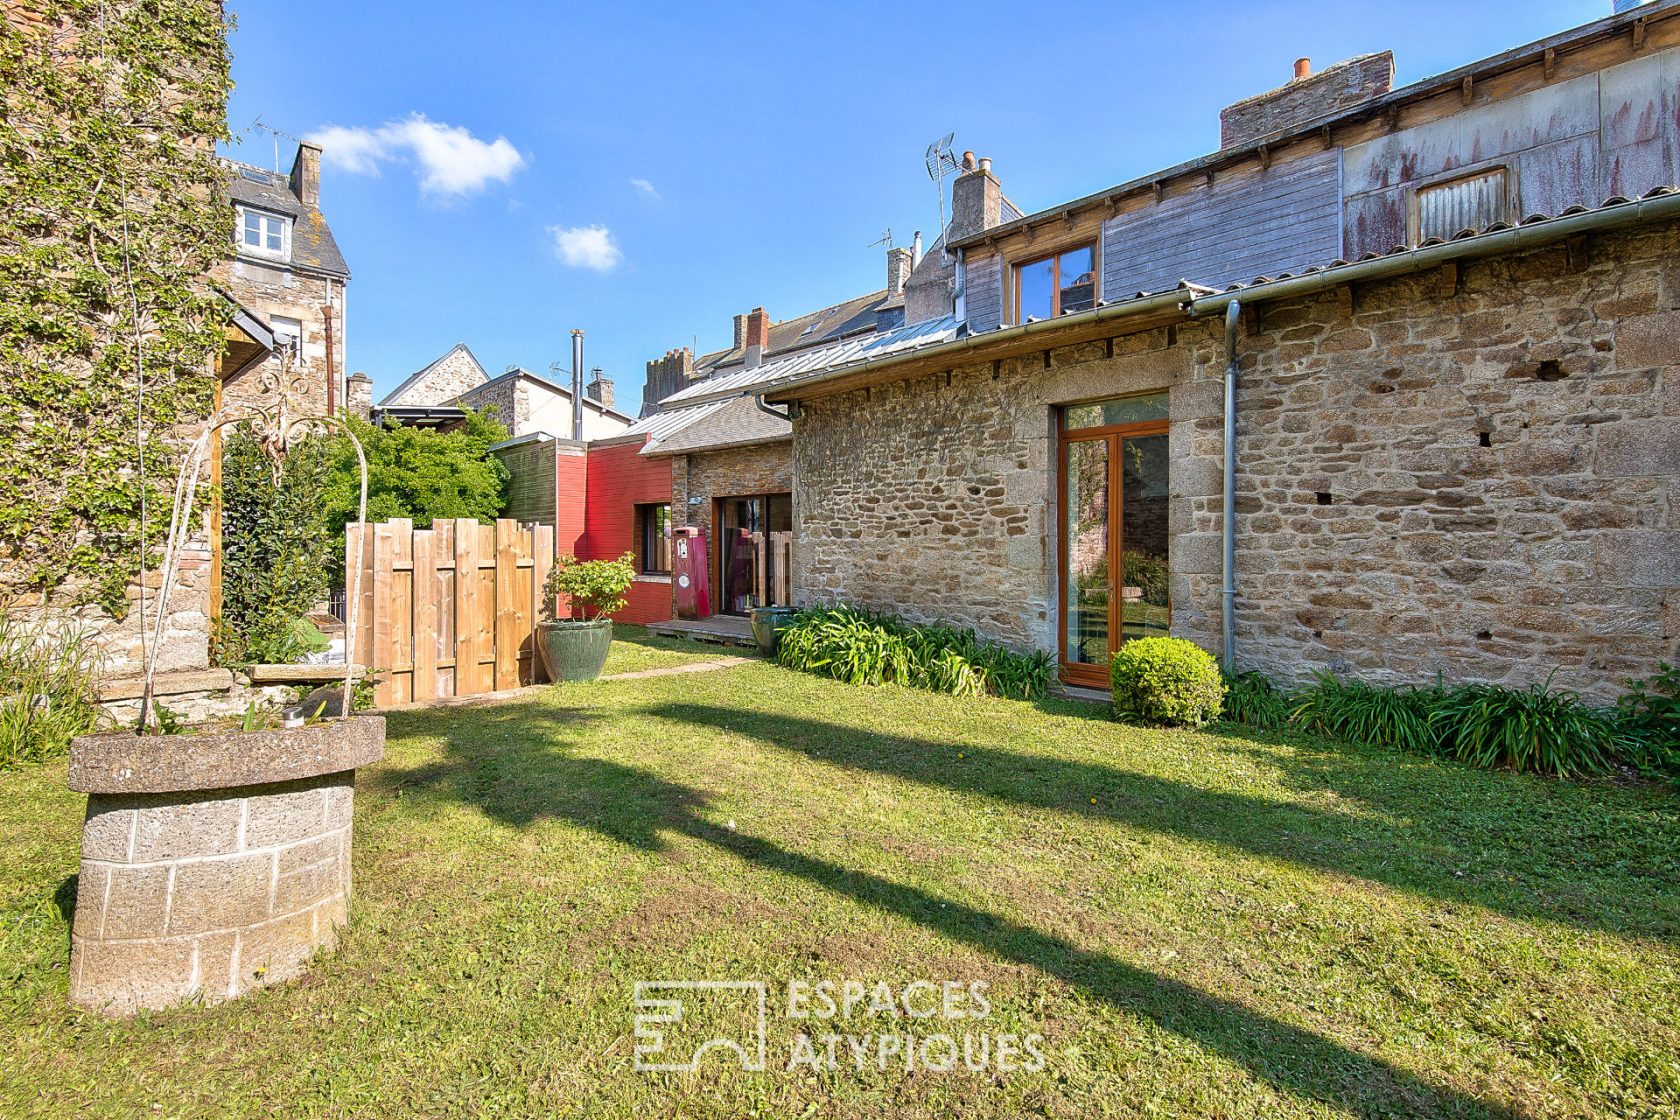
[223,0,1606,413]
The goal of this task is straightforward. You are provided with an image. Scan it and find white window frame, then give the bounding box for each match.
[270,315,304,366]
[237,205,292,262]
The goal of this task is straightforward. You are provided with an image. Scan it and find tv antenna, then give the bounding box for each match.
[867,228,895,250]
[248,115,299,172]
[924,132,959,263]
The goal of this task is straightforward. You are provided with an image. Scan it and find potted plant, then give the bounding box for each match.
[750,604,797,657]
[539,553,636,681]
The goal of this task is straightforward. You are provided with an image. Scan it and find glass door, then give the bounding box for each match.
[1058,393,1170,687]
[718,493,794,614]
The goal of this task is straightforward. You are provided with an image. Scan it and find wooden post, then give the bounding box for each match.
[371,522,395,707]
[411,529,438,703]
[454,519,482,695]
[529,523,554,683]
[390,518,414,705]
[493,519,519,690]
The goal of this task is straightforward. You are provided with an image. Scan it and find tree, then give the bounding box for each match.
[323,408,512,573]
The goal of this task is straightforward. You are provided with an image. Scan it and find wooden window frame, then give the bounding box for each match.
[1056,404,1170,690]
[636,502,672,575]
[1011,241,1098,325]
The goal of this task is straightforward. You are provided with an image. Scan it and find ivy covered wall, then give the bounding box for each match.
[0,0,232,616]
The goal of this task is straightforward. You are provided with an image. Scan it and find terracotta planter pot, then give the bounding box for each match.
[539,619,613,681]
[65,716,384,1015]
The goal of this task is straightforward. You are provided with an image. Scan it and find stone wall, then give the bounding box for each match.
[793,219,1680,700]
[211,255,343,418]
[383,346,486,407]
[1219,52,1394,150]
[670,442,795,542]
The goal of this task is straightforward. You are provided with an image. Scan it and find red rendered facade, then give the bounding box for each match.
[558,436,673,625]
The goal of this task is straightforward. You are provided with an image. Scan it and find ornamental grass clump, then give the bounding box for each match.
[775,606,1054,701]
[1289,671,1449,754]
[1219,669,1292,730]
[1427,679,1636,778]
[544,554,637,622]
[0,613,103,768]
[1109,637,1225,727]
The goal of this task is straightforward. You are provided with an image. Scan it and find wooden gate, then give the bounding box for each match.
[345,518,555,706]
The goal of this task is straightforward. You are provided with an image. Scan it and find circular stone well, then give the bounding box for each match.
[65,716,384,1015]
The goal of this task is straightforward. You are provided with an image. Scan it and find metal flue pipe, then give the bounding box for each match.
[569,328,584,441]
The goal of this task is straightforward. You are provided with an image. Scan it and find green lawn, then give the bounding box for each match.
[2,653,1678,1118]
[597,622,748,677]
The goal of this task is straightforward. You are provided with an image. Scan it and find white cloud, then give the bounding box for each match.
[549,224,622,271]
[630,177,659,199]
[308,114,525,198]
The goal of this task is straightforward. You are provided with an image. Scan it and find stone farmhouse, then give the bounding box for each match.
[730,0,1680,699]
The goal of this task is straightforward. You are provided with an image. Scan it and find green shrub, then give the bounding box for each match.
[1220,670,1291,730]
[1428,680,1636,778]
[215,432,334,666]
[1109,637,1225,727]
[545,554,637,622]
[1289,672,1448,754]
[0,614,104,768]
[1617,663,1680,779]
[776,606,1055,701]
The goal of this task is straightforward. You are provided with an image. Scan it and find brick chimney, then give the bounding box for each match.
[289,140,322,208]
[1220,52,1394,149]
[586,367,615,410]
[744,306,770,369]
[640,347,694,417]
[886,246,913,297]
[948,152,1004,243]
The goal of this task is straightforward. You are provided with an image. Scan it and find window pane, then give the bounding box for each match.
[1064,391,1169,430]
[1058,246,1096,314]
[1120,434,1170,642]
[1064,440,1110,666]
[1016,257,1054,321]
[265,218,282,251]
[242,211,261,246]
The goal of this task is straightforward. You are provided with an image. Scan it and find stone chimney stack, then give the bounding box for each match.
[1219,52,1394,150]
[732,313,749,351]
[886,246,913,297]
[744,306,770,369]
[586,367,615,410]
[345,371,373,421]
[289,141,322,208]
[640,347,694,417]
[947,152,1004,243]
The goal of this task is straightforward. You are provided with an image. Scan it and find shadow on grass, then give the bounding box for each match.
[649,703,1680,945]
[381,699,1519,1119]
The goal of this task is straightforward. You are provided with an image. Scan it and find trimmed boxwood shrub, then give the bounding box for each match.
[1109,637,1225,727]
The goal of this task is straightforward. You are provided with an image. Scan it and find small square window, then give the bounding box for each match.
[637,503,672,575]
[270,316,303,365]
[1014,243,1097,322]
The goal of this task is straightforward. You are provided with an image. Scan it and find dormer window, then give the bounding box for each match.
[238,206,291,261]
[1014,244,1096,323]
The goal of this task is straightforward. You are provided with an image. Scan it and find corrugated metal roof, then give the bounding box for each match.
[661,314,964,407]
[619,397,733,441]
[640,395,790,457]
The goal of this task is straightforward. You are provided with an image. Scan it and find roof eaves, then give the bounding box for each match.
[949,0,1680,251]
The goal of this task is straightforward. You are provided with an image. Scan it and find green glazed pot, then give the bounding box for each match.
[750,606,797,657]
[538,619,613,682]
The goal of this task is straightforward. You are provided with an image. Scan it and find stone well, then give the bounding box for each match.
[65,716,384,1015]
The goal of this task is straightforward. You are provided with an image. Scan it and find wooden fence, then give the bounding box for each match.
[345,518,554,706]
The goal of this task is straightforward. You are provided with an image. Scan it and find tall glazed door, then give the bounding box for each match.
[1058,392,1170,688]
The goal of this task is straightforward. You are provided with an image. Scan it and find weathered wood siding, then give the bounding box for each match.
[964,252,1005,333]
[1100,148,1342,296]
[494,439,558,527]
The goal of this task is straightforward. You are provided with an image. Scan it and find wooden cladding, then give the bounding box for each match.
[345,518,555,707]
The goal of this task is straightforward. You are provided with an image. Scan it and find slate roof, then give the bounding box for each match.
[694,289,890,375]
[224,160,350,277]
[638,395,792,457]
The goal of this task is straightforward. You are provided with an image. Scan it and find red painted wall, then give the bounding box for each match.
[580,438,673,624]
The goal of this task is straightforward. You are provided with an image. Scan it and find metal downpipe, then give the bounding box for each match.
[1222,300,1240,670]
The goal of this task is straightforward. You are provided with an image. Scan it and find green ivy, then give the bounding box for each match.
[0,1,232,614]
